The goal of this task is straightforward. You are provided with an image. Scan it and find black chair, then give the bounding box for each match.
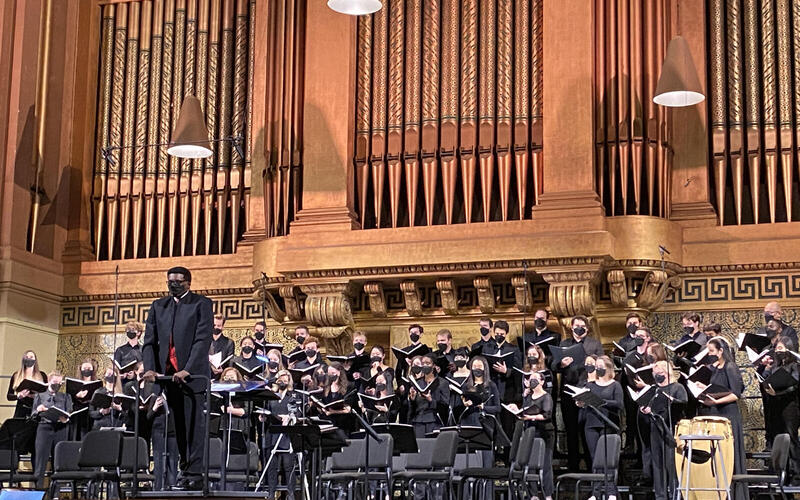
[209,441,260,486]
[458,426,537,499]
[515,436,546,499]
[405,431,459,498]
[46,441,84,499]
[731,432,789,499]
[76,430,124,499]
[392,437,436,496]
[321,439,365,499]
[555,433,622,500]
[119,436,154,492]
[0,448,37,488]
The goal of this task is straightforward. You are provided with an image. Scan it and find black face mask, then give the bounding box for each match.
[595,368,607,377]
[765,313,775,323]
[254,331,265,340]
[471,369,485,379]
[315,374,327,383]
[305,349,316,358]
[296,335,306,345]
[437,343,448,352]
[375,383,387,392]
[767,327,779,338]
[409,333,421,343]
[354,342,365,351]
[242,346,254,355]
[126,330,138,340]
[421,366,433,375]
[585,365,596,373]
[654,373,666,384]
[168,281,185,297]
[495,334,506,345]
[634,337,645,347]
[22,358,35,368]
[706,354,719,364]
[81,369,94,378]
[573,327,586,337]
[277,381,288,391]
[213,328,223,336]
[268,361,279,370]
[329,374,339,382]
[479,326,490,337]
[454,359,467,368]
[104,375,116,384]
[627,323,638,335]
[370,356,382,364]
[527,356,539,366]
[683,326,694,336]
[529,378,540,389]
[776,351,790,363]
[534,318,547,329]
[50,383,62,392]
[410,365,423,375]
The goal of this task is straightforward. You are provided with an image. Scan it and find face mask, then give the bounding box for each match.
[22,358,35,368]
[437,342,448,352]
[296,335,306,345]
[706,354,719,364]
[585,365,596,373]
[411,365,423,375]
[329,374,339,382]
[683,326,694,336]
[213,328,223,336]
[471,369,485,379]
[268,361,279,370]
[595,368,607,377]
[634,337,645,347]
[534,318,547,329]
[375,383,387,392]
[421,366,433,375]
[354,342,365,351]
[573,326,586,337]
[479,326,490,337]
[50,383,62,392]
[765,313,775,323]
[254,331,265,340]
[223,378,236,382]
[370,356,382,364]
[81,369,94,378]
[168,281,185,297]
[126,330,138,339]
[242,346,254,355]
[315,374,327,383]
[277,381,288,390]
[529,378,540,389]
[776,351,789,362]
[305,349,317,358]
[654,373,666,384]
[409,333,420,343]
[454,359,467,368]
[627,324,638,335]
[104,375,116,384]
[527,356,539,366]
[495,334,506,345]
[767,327,779,338]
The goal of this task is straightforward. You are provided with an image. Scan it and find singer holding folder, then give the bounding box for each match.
[142,266,213,488]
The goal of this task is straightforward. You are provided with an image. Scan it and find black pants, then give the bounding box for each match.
[585,427,618,498]
[762,387,778,447]
[34,421,68,488]
[650,425,677,500]
[623,392,639,452]
[152,415,179,490]
[560,392,583,470]
[267,451,295,499]
[166,382,207,475]
[771,394,800,476]
[636,412,652,479]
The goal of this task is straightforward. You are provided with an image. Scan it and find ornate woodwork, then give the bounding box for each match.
[473,276,497,314]
[436,279,459,315]
[400,280,423,316]
[364,282,388,317]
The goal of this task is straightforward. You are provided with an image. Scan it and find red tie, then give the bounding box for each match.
[167,296,180,372]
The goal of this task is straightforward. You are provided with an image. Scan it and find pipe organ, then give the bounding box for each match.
[709,0,800,225]
[354,0,544,228]
[92,0,257,260]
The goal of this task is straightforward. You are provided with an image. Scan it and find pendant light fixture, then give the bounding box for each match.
[653,36,705,107]
[167,95,213,159]
[327,0,382,16]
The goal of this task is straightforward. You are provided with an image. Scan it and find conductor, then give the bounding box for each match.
[142,266,213,488]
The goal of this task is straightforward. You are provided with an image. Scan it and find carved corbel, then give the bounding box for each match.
[436,279,459,315]
[473,277,496,314]
[511,274,534,313]
[363,282,387,317]
[299,283,356,327]
[606,270,629,308]
[400,280,423,316]
[637,270,681,310]
[252,287,286,324]
[317,326,354,356]
[540,270,600,319]
[278,285,303,321]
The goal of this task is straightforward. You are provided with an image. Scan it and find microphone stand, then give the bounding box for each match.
[350,407,383,500]
[585,403,620,500]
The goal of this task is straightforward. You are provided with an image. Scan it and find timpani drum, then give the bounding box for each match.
[674,416,734,500]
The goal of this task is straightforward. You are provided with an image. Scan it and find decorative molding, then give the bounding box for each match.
[63,287,259,303]
[436,279,459,315]
[665,273,800,304]
[511,274,533,313]
[278,285,303,321]
[363,282,387,317]
[638,270,681,310]
[400,280,423,316]
[299,283,355,327]
[606,270,628,307]
[541,270,600,318]
[473,276,496,313]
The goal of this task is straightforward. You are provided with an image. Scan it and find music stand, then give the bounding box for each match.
[439,425,492,467]
[583,396,619,500]
[351,423,417,454]
[275,423,331,500]
[0,418,34,485]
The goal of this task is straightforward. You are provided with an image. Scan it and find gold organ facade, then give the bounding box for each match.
[1,1,799,451]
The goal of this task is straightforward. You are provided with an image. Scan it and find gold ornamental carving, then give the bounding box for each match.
[511,274,533,313]
[319,326,355,356]
[253,287,286,324]
[400,280,423,316]
[606,270,629,308]
[473,276,496,314]
[637,270,681,311]
[300,283,356,327]
[541,270,600,319]
[436,279,459,315]
[278,285,303,321]
[364,282,387,317]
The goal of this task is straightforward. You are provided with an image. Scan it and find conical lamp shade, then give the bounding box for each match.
[167,96,213,158]
[327,0,382,15]
[653,36,705,107]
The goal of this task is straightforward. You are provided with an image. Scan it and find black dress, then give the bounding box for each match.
[6,371,48,418]
[523,392,555,497]
[761,358,800,476]
[646,382,688,500]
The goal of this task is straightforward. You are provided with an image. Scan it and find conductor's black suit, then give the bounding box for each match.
[142,290,213,476]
